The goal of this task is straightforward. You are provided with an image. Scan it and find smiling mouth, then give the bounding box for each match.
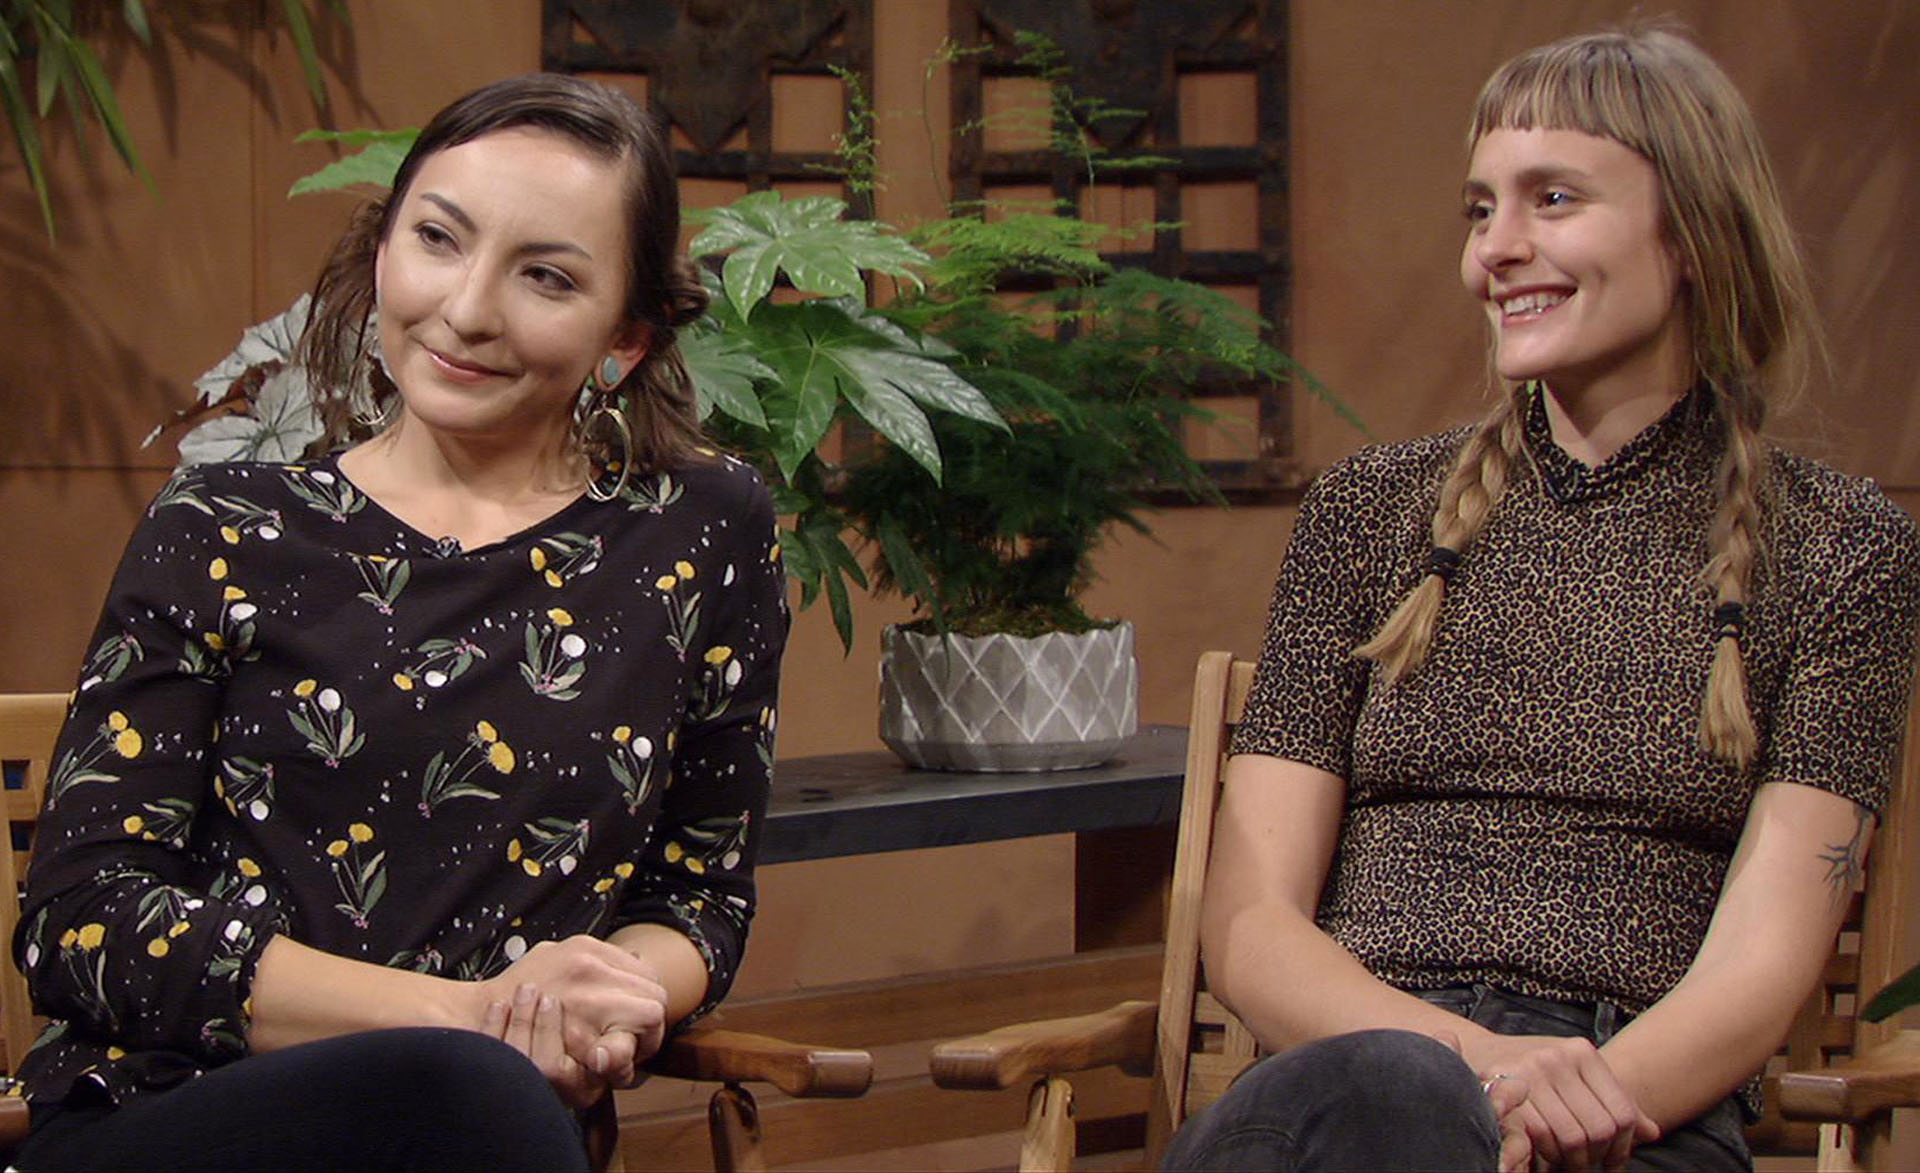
[1497,290,1571,319]
[425,347,510,381]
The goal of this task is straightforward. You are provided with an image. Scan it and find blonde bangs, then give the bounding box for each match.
[1467,35,1661,159]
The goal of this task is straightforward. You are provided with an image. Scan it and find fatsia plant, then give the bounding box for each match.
[682,190,1007,645]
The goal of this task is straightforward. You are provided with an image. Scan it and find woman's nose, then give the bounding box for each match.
[440,264,503,339]
[1473,207,1533,271]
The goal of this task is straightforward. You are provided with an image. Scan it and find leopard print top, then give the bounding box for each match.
[1234,391,1920,1019]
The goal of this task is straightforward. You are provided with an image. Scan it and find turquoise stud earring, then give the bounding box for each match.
[599,356,623,388]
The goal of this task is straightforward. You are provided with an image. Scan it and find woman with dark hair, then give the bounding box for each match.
[1164,29,1920,1173]
[11,73,787,1172]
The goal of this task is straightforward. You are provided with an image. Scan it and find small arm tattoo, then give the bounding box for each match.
[1818,806,1871,902]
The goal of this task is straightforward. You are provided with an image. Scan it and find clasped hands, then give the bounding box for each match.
[469,935,671,1108]
[1439,1030,1658,1173]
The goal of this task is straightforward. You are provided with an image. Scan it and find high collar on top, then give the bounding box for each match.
[1523,384,1719,506]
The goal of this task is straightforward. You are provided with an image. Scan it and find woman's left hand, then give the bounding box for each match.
[488,981,627,1109]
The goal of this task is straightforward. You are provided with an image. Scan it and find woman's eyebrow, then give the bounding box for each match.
[421,192,477,232]
[419,192,592,259]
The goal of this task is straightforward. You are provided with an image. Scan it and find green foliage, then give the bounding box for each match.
[287,127,415,196]
[845,258,1299,633]
[1864,961,1920,1023]
[1,1,347,239]
[689,191,928,318]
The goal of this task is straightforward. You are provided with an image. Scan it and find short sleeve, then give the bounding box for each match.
[1231,451,1420,778]
[1758,491,1920,813]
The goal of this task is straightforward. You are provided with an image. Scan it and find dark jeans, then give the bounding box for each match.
[11,1028,592,1173]
[1160,985,1751,1172]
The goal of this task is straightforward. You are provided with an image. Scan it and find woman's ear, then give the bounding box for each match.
[604,322,653,379]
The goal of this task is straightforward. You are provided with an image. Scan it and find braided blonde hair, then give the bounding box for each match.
[1358,28,1822,768]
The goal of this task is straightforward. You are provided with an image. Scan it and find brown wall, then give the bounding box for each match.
[1,0,1915,1016]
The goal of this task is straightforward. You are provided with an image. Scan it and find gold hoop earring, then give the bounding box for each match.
[353,392,399,431]
[583,397,634,503]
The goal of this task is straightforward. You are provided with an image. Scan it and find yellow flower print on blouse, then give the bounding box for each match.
[508,816,590,879]
[519,612,589,701]
[658,565,704,660]
[663,811,751,876]
[46,711,146,807]
[605,725,660,814]
[287,681,364,767]
[324,823,386,929]
[392,637,487,694]
[417,722,510,817]
[529,532,603,588]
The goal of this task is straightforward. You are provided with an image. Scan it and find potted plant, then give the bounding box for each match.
[835,212,1319,770]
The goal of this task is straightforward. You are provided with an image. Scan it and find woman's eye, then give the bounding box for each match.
[1539,189,1577,210]
[526,266,579,294]
[415,223,456,250]
[1463,201,1492,224]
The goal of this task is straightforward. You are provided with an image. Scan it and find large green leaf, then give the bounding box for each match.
[279,0,327,109]
[842,306,1004,430]
[749,302,1006,483]
[680,328,771,428]
[289,129,416,196]
[688,190,928,317]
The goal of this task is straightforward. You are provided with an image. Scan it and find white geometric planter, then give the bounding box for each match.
[878,622,1139,772]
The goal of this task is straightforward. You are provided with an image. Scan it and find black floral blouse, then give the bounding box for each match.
[15,452,789,1108]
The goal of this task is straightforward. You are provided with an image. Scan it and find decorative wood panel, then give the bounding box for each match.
[542,1,875,210]
[950,0,1296,497]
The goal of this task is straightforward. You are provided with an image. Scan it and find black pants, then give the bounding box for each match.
[12,1028,592,1173]
[1160,986,1751,1172]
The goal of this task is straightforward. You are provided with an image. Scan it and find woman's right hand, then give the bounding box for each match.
[1464,1032,1658,1172]
[473,935,669,1087]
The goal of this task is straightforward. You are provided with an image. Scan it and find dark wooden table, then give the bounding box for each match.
[760,724,1189,865]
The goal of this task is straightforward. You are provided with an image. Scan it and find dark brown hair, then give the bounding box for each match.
[296,72,711,475]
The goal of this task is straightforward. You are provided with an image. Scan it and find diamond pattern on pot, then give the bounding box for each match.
[879,623,1138,772]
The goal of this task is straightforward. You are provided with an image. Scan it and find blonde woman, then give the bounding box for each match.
[13,74,787,1171]
[1167,29,1920,1173]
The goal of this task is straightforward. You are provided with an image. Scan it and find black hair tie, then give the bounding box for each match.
[1426,545,1463,584]
[1713,601,1745,641]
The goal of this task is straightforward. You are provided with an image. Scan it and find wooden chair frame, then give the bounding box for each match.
[933,651,1920,1172]
[0,692,871,1172]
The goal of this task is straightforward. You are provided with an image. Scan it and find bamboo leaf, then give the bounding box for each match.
[121,1,151,45]
[0,50,54,237]
[66,38,144,177]
[280,0,327,109]
[33,29,64,117]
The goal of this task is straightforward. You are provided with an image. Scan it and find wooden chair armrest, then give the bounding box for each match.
[930,999,1157,1090]
[0,1095,27,1150]
[1778,1029,1920,1122]
[649,1024,872,1098]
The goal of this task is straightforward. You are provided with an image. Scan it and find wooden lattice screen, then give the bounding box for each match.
[949,0,1296,497]
[540,0,875,212]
